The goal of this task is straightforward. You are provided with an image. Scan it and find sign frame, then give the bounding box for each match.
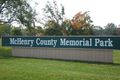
[1,36,120,50]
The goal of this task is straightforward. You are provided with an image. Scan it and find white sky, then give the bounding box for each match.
[12,0,119,28]
[32,0,120,28]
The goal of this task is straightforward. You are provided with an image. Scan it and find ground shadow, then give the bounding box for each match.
[6,56,120,66]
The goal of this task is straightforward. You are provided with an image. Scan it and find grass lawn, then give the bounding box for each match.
[0,38,120,80]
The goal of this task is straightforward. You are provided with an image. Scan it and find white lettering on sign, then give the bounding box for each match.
[10,38,34,47]
[36,38,57,47]
[60,38,92,46]
[95,38,113,47]
[9,37,114,48]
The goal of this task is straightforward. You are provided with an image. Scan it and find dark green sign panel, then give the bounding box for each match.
[2,36,120,50]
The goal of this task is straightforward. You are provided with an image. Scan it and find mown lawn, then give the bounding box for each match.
[0,38,120,80]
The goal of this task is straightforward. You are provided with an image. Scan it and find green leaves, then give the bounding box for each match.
[0,0,37,35]
[42,1,94,36]
[42,0,65,24]
[104,23,117,35]
[61,4,65,15]
[0,23,12,35]
[11,27,22,35]
[42,0,67,36]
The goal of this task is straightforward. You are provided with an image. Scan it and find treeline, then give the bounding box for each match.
[92,23,120,35]
[0,24,44,36]
[0,22,120,37]
[0,0,120,37]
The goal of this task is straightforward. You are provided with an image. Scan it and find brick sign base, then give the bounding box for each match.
[12,47,113,63]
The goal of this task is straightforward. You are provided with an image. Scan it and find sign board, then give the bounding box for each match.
[2,36,120,50]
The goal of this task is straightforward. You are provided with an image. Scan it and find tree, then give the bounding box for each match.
[36,26,44,34]
[68,11,93,35]
[0,0,37,33]
[0,25,5,35]
[42,1,93,36]
[42,0,65,26]
[92,26,104,35]
[42,0,65,36]
[44,27,61,36]
[25,27,37,36]
[44,21,61,36]
[115,25,120,35]
[104,23,117,35]
[11,27,22,35]
[60,19,74,35]
[116,28,120,35]
[0,23,12,35]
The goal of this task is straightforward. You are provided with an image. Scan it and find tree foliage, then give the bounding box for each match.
[11,27,22,35]
[92,26,104,35]
[25,27,37,36]
[0,0,37,33]
[36,26,44,33]
[42,0,93,36]
[42,0,65,26]
[36,26,44,36]
[104,23,117,35]
[70,11,93,35]
[0,23,12,35]
[60,12,93,35]
[116,28,120,35]
[42,0,65,36]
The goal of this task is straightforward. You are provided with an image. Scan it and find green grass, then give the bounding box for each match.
[0,38,120,80]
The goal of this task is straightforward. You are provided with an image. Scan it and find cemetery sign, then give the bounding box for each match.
[2,36,120,50]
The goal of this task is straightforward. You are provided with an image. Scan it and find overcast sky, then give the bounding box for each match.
[31,0,120,28]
